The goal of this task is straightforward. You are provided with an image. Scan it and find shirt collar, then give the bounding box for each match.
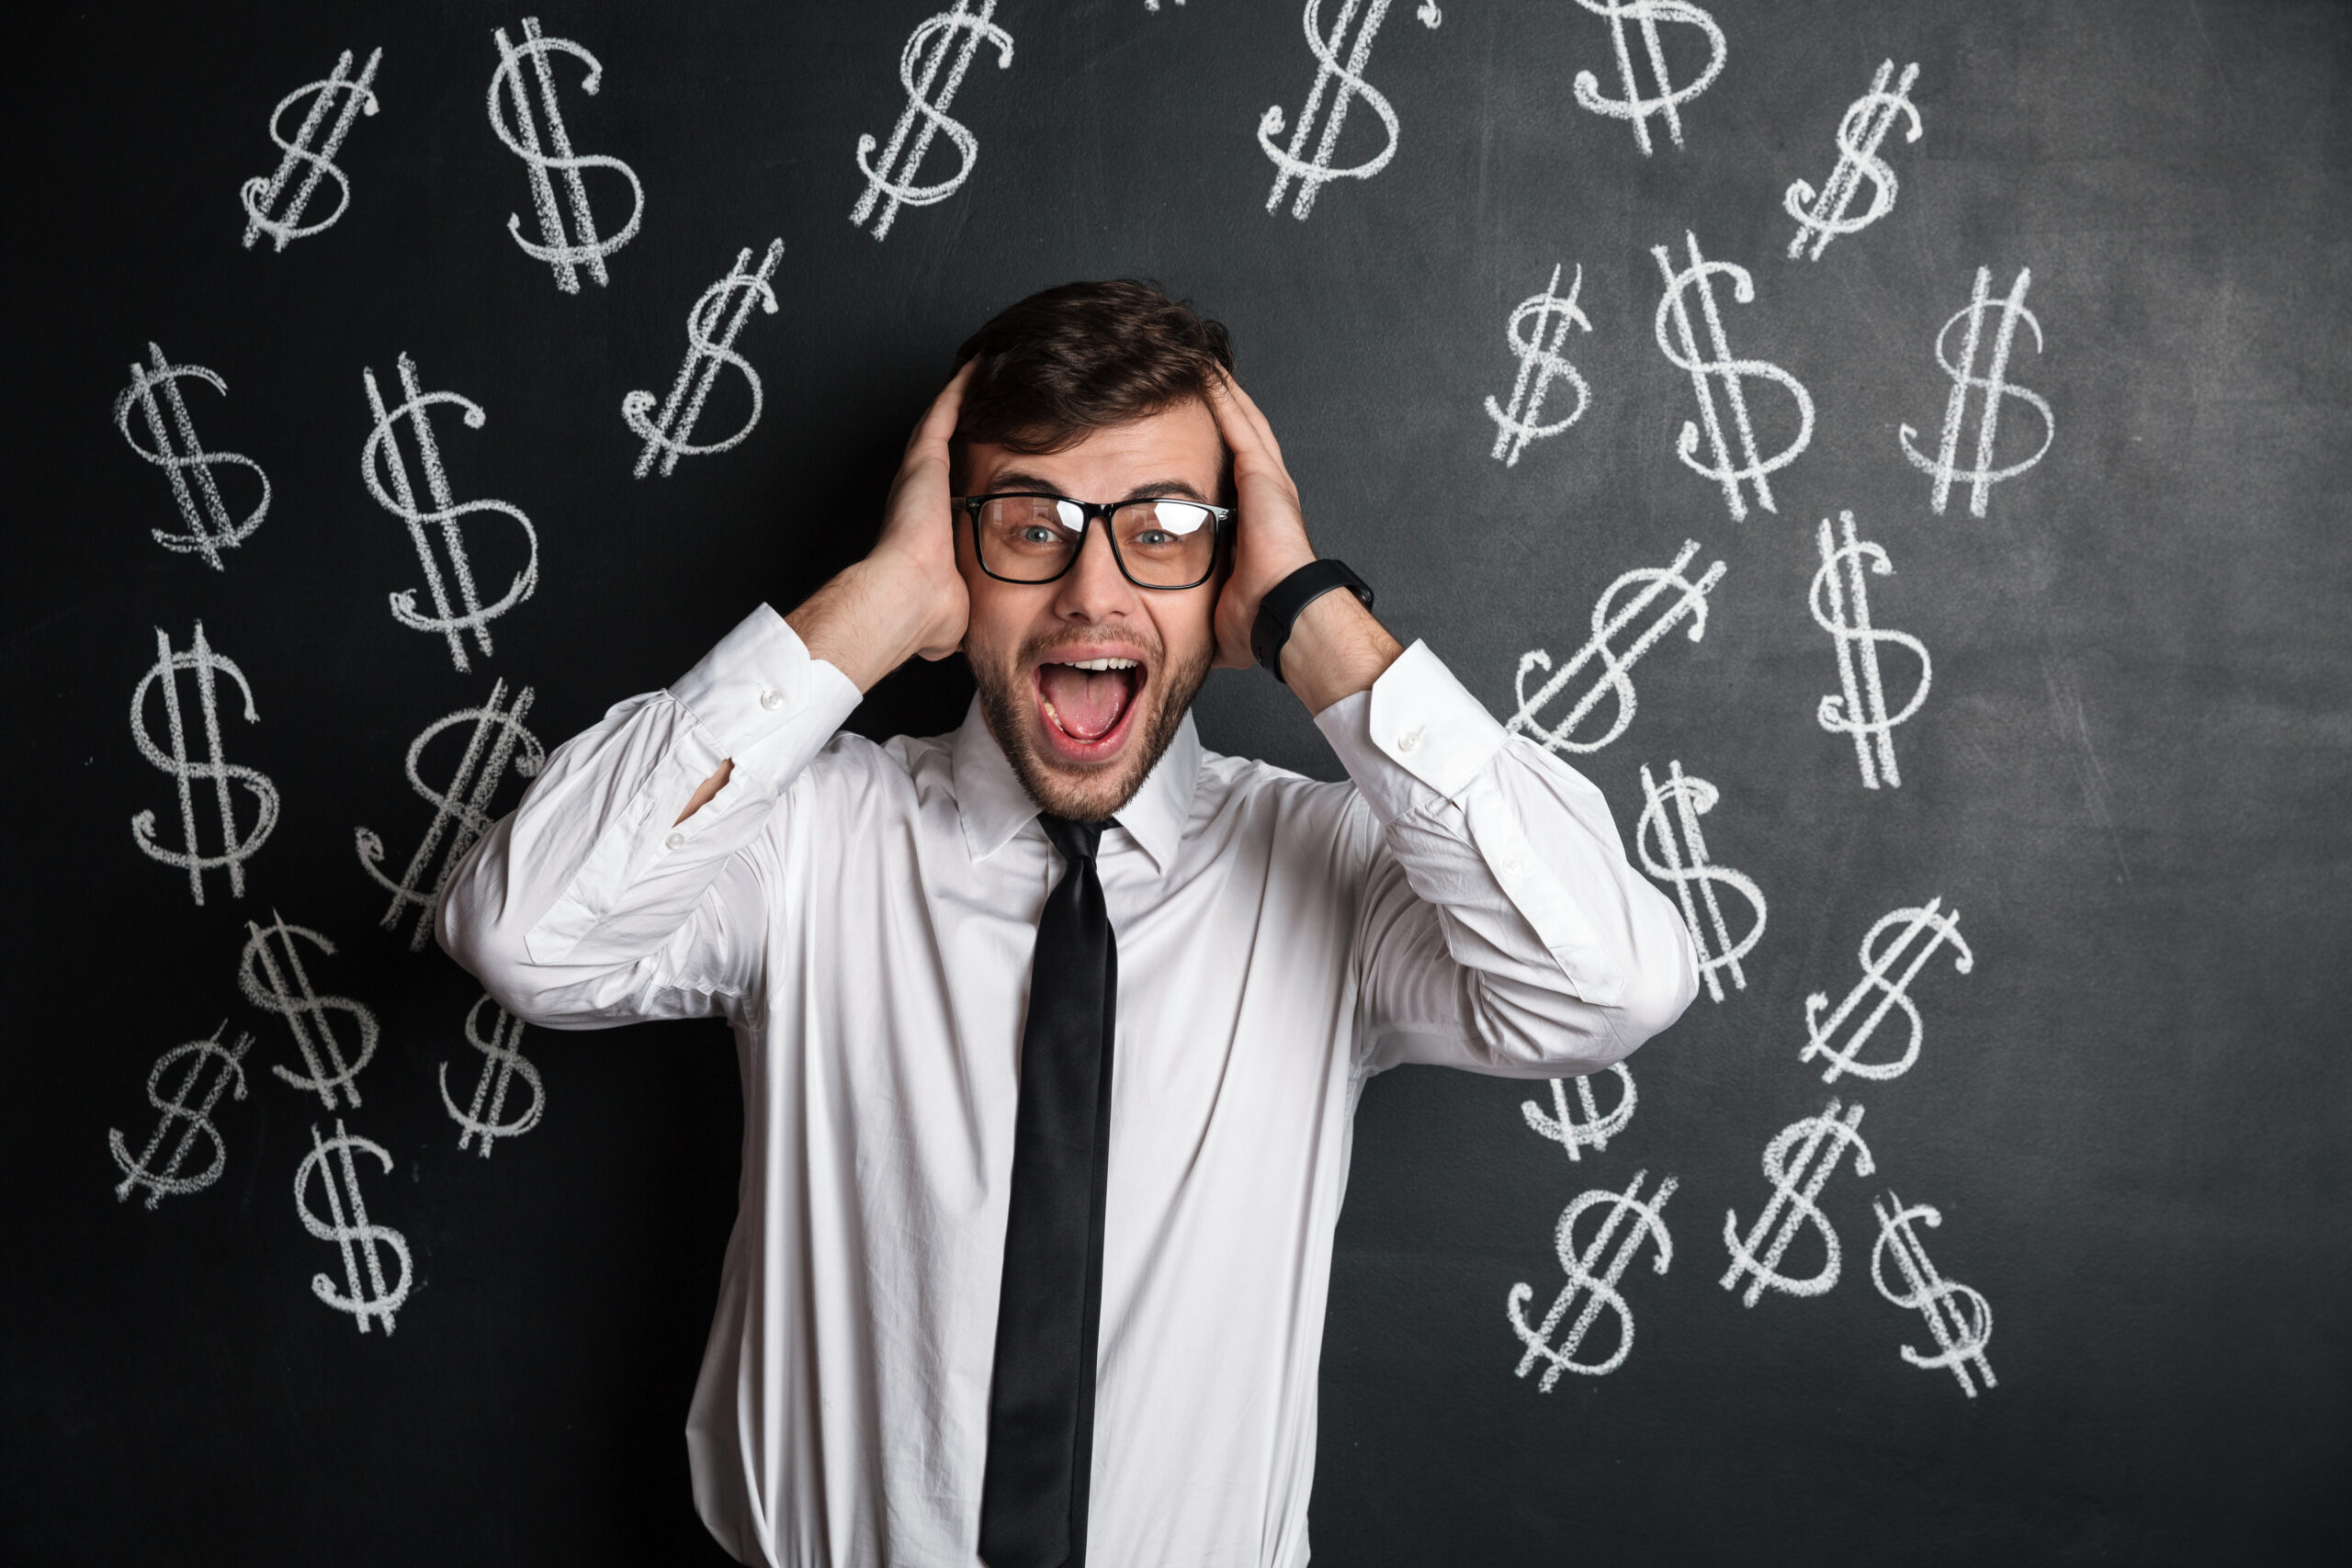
[950,695,1199,876]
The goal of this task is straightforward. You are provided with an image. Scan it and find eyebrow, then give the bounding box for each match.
[978,472,1213,504]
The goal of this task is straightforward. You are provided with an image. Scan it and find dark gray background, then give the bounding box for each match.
[6,1,2346,1562]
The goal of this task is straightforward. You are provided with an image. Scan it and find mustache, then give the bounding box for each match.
[1019,626,1163,667]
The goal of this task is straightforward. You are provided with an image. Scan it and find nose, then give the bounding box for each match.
[1051,516,1140,625]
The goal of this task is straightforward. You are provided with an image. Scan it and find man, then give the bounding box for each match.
[440,280,1697,1568]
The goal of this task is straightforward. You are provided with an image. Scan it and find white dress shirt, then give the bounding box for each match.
[438,604,1697,1568]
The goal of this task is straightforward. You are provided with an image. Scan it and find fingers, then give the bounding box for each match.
[1204,368,1265,460]
[1211,368,1287,469]
[908,358,978,458]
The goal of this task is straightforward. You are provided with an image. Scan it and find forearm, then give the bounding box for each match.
[785,548,949,694]
[669,548,948,827]
[1281,586,1405,715]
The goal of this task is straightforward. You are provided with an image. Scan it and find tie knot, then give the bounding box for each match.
[1038,814,1103,865]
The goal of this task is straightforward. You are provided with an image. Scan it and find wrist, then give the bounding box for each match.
[788,553,957,693]
[1281,588,1403,714]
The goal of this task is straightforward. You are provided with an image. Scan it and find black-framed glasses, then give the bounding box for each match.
[956,492,1232,590]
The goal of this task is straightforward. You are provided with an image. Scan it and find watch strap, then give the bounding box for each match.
[1251,559,1375,684]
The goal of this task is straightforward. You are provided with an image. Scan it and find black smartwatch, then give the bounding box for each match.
[1250,559,1375,684]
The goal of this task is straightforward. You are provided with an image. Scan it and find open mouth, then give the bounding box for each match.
[1034,654,1147,762]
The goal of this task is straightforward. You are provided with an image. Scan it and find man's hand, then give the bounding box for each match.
[1205,370,1402,711]
[786,361,977,691]
[1205,370,1318,671]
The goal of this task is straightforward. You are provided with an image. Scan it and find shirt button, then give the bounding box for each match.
[1396,726,1424,753]
[664,830,686,851]
[1497,852,1522,877]
[759,688,785,712]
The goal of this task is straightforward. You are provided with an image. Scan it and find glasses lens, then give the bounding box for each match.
[975,496,1083,581]
[1112,501,1218,587]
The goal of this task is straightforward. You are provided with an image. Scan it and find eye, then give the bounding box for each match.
[1016,525,1062,545]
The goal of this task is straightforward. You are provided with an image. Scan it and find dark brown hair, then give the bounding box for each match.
[952,279,1234,458]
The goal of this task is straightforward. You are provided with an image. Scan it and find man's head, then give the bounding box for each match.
[952,280,1234,823]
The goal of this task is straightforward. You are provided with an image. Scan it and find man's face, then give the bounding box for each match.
[959,398,1225,823]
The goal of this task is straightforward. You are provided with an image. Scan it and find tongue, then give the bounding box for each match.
[1040,664,1135,741]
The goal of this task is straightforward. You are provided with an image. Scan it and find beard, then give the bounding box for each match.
[973,624,1212,824]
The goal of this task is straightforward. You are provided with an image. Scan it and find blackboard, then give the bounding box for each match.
[7,1,2347,1562]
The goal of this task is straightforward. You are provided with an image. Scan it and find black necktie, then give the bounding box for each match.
[978,815,1117,1568]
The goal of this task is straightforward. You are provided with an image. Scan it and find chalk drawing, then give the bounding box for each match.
[1810,511,1931,790]
[1570,0,1725,156]
[240,47,382,251]
[240,913,380,1111]
[357,679,544,952]
[109,1023,253,1210]
[1720,1098,1874,1307]
[851,2,1014,242]
[489,17,642,291]
[1485,263,1594,468]
[1521,1064,1636,1163]
[442,995,545,1156]
[130,622,279,905]
[1260,0,1402,220]
[1635,759,1765,1002]
[1506,540,1725,755]
[113,344,270,570]
[362,353,539,672]
[624,239,785,478]
[1871,1191,1996,1397]
[1785,60,1921,262]
[1802,897,1973,1085]
[1417,2,1442,26]
[1900,265,2053,517]
[295,1120,412,1334]
[1653,231,1815,519]
[1509,1170,1677,1387]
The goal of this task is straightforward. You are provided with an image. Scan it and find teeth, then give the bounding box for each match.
[1057,657,1138,671]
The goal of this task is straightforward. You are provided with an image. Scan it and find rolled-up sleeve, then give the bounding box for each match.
[436,604,862,1028]
[1315,640,1700,1077]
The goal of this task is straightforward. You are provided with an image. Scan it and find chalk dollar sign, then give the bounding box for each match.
[1260,0,1403,221]
[363,353,539,673]
[130,622,280,905]
[851,0,1014,242]
[1485,262,1594,468]
[442,995,546,1157]
[113,343,271,570]
[1636,760,1765,1003]
[295,1120,413,1335]
[489,17,643,292]
[1653,231,1815,520]
[1506,539,1726,756]
[1786,60,1922,262]
[240,913,380,1111]
[1571,0,1726,156]
[240,47,382,252]
[1811,511,1931,790]
[109,1024,254,1210]
[1721,1098,1874,1306]
[1900,265,2053,517]
[1871,1191,1996,1397]
[1509,1169,1678,1388]
[1521,1063,1636,1163]
[1802,897,1973,1085]
[624,239,785,479]
[356,679,545,951]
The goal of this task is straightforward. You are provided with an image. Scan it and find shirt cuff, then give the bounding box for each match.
[669,604,862,776]
[1313,639,1509,824]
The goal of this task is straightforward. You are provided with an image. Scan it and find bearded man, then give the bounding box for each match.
[440,280,1696,1568]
